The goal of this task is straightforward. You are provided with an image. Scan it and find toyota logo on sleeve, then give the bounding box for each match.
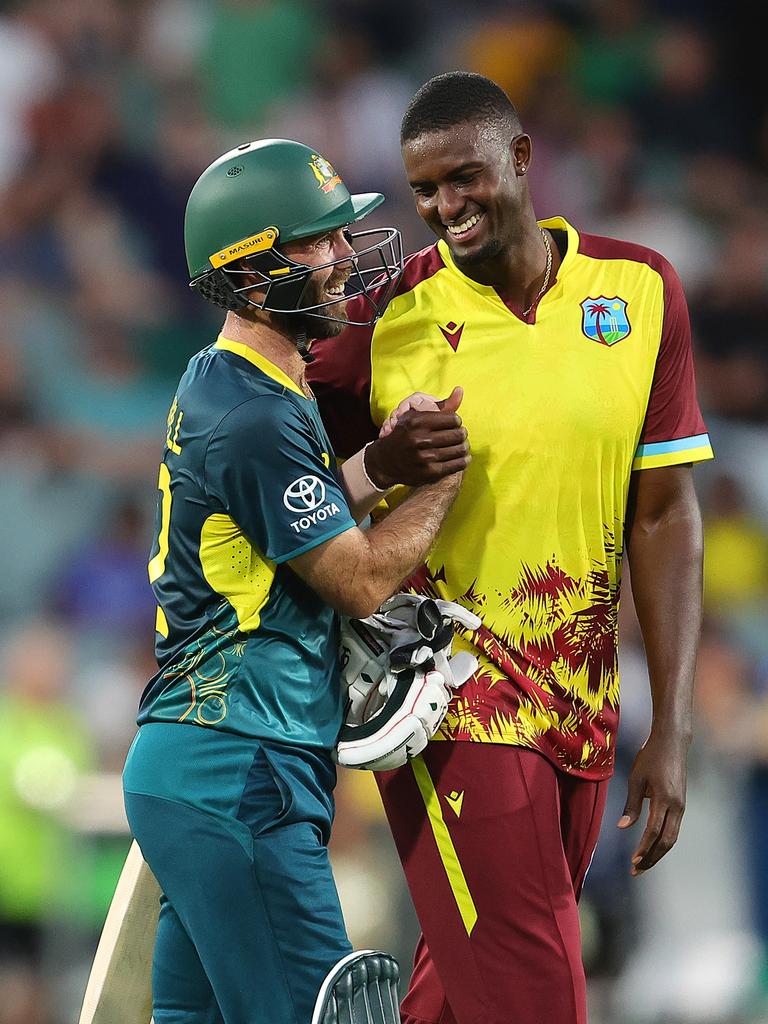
[283,475,326,513]
[283,475,341,533]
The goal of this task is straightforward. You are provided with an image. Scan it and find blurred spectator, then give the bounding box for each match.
[73,642,154,775]
[0,341,38,464]
[462,11,575,113]
[633,20,748,159]
[613,619,761,1022]
[685,152,765,231]
[330,771,418,966]
[516,76,595,224]
[694,213,768,424]
[0,6,62,188]
[569,0,656,108]
[744,655,768,1015]
[596,171,719,294]
[703,474,768,612]
[0,622,94,1024]
[261,24,414,197]
[0,332,108,624]
[138,0,210,84]
[329,0,428,64]
[34,312,170,468]
[199,0,326,129]
[581,586,651,1015]
[54,495,155,643]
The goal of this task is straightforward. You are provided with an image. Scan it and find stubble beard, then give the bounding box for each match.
[450,234,504,270]
[298,312,346,339]
[274,276,348,341]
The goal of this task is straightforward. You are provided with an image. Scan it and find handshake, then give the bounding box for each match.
[336,594,481,771]
[363,386,470,490]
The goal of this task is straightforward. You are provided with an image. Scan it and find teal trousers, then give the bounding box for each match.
[123,723,351,1024]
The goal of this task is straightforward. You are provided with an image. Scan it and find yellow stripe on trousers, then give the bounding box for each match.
[410,755,478,935]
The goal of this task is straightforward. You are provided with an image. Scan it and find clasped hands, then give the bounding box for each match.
[364,386,470,489]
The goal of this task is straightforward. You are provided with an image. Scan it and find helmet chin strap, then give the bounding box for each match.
[284,269,319,363]
[282,271,315,363]
[294,330,314,364]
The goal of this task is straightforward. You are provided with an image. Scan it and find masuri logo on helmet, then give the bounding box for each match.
[184,139,402,327]
[208,228,279,270]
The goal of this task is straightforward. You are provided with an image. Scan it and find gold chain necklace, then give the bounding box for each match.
[522,228,552,318]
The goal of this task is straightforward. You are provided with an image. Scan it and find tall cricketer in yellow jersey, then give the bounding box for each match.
[310,216,713,781]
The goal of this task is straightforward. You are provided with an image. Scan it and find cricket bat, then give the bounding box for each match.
[77,840,161,1024]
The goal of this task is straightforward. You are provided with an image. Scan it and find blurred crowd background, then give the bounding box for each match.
[0,1,766,1022]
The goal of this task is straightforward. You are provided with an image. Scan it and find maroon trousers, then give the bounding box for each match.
[376,743,609,1024]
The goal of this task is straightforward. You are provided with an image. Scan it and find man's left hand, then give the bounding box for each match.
[617,729,689,876]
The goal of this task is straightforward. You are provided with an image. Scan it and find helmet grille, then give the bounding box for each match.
[191,270,248,311]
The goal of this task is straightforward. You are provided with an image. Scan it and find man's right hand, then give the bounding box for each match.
[364,387,470,489]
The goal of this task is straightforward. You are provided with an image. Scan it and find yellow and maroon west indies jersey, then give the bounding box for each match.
[309,217,713,780]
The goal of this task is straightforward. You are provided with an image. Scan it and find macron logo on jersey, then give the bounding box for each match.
[283,475,341,534]
[439,320,465,351]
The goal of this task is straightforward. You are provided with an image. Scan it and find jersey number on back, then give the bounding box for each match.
[148,398,184,636]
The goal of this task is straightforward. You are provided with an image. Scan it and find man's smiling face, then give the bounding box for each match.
[402,123,531,271]
[277,226,354,338]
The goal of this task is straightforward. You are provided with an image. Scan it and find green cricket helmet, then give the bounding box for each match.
[184,139,403,326]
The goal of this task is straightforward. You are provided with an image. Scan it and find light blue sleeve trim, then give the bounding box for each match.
[634,433,711,458]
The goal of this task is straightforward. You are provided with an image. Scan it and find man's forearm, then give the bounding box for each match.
[618,466,704,872]
[350,477,461,613]
[288,474,462,618]
[627,500,703,739]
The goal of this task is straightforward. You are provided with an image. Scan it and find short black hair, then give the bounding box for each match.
[400,72,523,144]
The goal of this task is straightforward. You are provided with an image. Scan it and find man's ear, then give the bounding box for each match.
[512,134,532,175]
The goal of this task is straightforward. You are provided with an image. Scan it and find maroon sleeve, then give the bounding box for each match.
[308,244,445,457]
[639,257,707,445]
[308,302,378,458]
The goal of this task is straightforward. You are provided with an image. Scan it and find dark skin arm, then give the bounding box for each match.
[620,464,703,876]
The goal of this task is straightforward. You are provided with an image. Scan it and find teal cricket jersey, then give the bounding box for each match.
[138,336,356,749]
